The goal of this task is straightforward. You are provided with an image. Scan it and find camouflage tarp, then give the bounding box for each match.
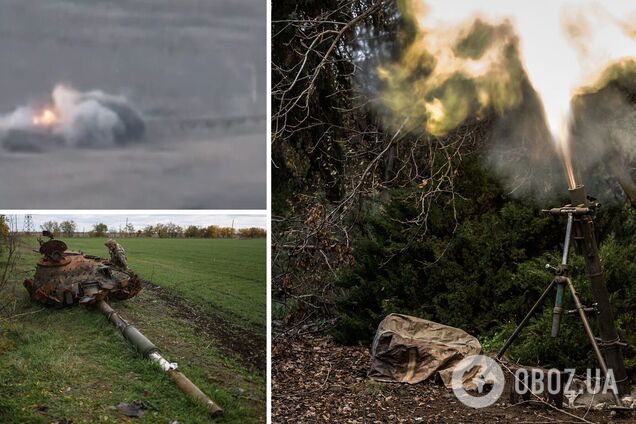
[368,314,481,385]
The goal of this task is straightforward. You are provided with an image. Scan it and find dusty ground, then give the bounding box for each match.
[272,331,635,423]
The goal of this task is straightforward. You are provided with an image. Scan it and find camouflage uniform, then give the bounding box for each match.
[105,239,128,270]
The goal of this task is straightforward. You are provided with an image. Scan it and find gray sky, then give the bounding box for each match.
[1,212,266,232]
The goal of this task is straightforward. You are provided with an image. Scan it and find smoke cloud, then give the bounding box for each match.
[378,0,636,204]
[0,85,145,151]
[378,8,526,136]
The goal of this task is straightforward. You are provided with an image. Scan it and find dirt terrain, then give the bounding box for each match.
[272,331,634,423]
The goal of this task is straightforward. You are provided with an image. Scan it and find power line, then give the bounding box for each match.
[23,214,35,235]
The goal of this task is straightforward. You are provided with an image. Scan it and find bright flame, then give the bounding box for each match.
[425,98,446,132]
[557,120,577,189]
[32,108,59,127]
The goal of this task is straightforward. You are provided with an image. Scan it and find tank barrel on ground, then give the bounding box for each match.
[96,300,223,417]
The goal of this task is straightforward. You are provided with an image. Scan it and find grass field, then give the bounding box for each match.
[64,237,266,328]
[0,237,266,423]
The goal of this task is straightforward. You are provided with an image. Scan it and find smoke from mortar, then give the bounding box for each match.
[377,0,636,204]
[378,11,526,136]
[0,85,145,151]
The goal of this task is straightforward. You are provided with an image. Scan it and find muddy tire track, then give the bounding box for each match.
[141,280,265,373]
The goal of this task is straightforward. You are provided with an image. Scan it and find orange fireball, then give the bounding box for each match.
[32,108,59,127]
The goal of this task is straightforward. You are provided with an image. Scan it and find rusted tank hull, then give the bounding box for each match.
[23,254,141,308]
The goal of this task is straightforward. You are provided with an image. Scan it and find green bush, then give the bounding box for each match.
[333,158,636,374]
[0,216,8,255]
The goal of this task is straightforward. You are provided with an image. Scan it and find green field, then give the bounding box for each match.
[0,237,266,423]
[65,237,266,328]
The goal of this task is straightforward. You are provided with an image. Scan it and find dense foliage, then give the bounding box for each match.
[333,156,636,373]
[29,220,265,239]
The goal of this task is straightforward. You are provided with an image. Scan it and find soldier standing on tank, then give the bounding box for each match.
[105,239,128,270]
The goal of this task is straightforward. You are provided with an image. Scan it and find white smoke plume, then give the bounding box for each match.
[0,84,144,151]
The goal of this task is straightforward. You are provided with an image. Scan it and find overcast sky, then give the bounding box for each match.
[1,211,266,232]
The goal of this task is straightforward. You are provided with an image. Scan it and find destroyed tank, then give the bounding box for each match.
[23,238,142,307]
[22,237,223,417]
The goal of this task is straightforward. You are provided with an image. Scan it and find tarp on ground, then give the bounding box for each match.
[368,313,481,385]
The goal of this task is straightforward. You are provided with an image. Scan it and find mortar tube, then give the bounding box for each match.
[96,301,223,417]
[568,185,587,207]
[566,185,629,395]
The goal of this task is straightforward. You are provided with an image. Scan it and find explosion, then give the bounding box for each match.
[32,108,59,127]
[0,84,145,150]
[380,0,636,194]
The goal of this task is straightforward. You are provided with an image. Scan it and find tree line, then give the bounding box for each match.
[36,221,266,239]
[0,216,9,254]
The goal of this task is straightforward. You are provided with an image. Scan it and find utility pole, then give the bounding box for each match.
[23,214,35,235]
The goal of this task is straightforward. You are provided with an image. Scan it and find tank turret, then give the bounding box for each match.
[23,239,141,307]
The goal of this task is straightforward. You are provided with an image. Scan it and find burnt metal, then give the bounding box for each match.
[23,239,223,417]
[39,239,68,262]
[41,230,55,240]
[24,245,141,307]
[496,185,629,406]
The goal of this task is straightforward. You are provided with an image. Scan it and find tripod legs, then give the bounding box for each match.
[551,281,565,337]
[565,278,623,407]
[495,276,622,407]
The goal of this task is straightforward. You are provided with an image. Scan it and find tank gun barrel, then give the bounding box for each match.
[96,300,223,417]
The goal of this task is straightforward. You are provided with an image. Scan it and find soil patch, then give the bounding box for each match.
[141,280,265,372]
